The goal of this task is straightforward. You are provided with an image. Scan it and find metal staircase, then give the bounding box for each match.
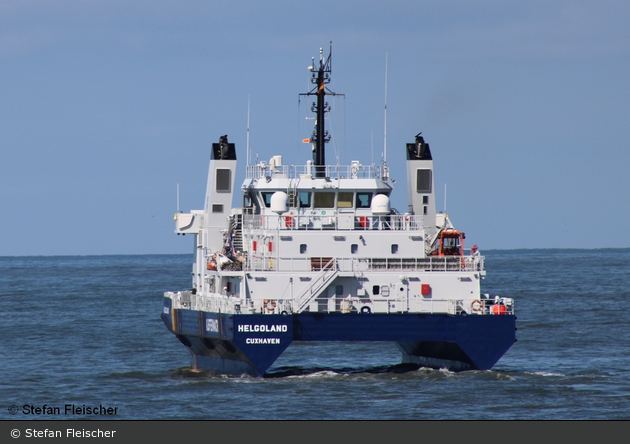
[293,258,339,313]
[229,214,244,253]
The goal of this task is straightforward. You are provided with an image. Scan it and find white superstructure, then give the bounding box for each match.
[169,134,512,318]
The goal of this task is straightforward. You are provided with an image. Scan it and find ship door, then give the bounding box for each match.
[242,193,254,216]
[224,277,240,297]
[260,235,277,270]
[398,280,410,312]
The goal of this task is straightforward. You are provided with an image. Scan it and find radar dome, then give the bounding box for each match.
[270,191,289,214]
[371,194,390,215]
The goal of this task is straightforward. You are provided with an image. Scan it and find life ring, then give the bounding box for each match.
[471,300,483,312]
[492,304,507,315]
[360,306,371,314]
[264,299,276,312]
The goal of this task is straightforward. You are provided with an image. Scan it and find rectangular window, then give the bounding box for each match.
[299,191,311,208]
[216,169,231,192]
[356,192,372,208]
[423,196,429,204]
[314,192,335,208]
[300,244,307,254]
[351,244,358,254]
[243,194,252,207]
[261,192,273,208]
[372,285,380,295]
[212,204,223,213]
[337,192,353,208]
[391,244,398,254]
[416,169,432,193]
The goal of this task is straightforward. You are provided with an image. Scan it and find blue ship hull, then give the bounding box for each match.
[162,297,516,377]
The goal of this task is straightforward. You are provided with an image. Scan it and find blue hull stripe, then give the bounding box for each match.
[162,300,516,376]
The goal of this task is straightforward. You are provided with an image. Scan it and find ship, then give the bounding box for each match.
[161,46,516,377]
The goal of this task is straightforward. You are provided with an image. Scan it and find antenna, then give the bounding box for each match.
[246,94,251,166]
[383,51,388,164]
[177,183,180,213]
[371,129,374,165]
[444,183,447,213]
[299,42,343,178]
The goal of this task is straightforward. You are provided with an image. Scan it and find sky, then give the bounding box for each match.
[1,0,629,256]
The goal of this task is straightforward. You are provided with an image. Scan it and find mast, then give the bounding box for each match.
[383,51,388,164]
[300,42,342,178]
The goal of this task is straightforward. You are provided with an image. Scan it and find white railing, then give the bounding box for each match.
[244,255,485,273]
[246,163,388,180]
[167,291,239,313]
[166,290,513,316]
[243,213,424,232]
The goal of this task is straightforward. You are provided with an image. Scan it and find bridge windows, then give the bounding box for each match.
[299,191,311,208]
[264,190,388,210]
[243,194,253,208]
[313,192,335,208]
[261,192,273,208]
[337,192,353,208]
[356,192,372,208]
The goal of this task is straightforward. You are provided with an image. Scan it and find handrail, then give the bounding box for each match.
[166,290,514,316]
[244,213,425,232]
[293,258,339,312]
[243,255,484,273]
[246,163,387,180]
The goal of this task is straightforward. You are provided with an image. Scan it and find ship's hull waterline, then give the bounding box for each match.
[162,301,516,377]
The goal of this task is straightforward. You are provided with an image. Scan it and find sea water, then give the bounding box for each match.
[1,250,629,420]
